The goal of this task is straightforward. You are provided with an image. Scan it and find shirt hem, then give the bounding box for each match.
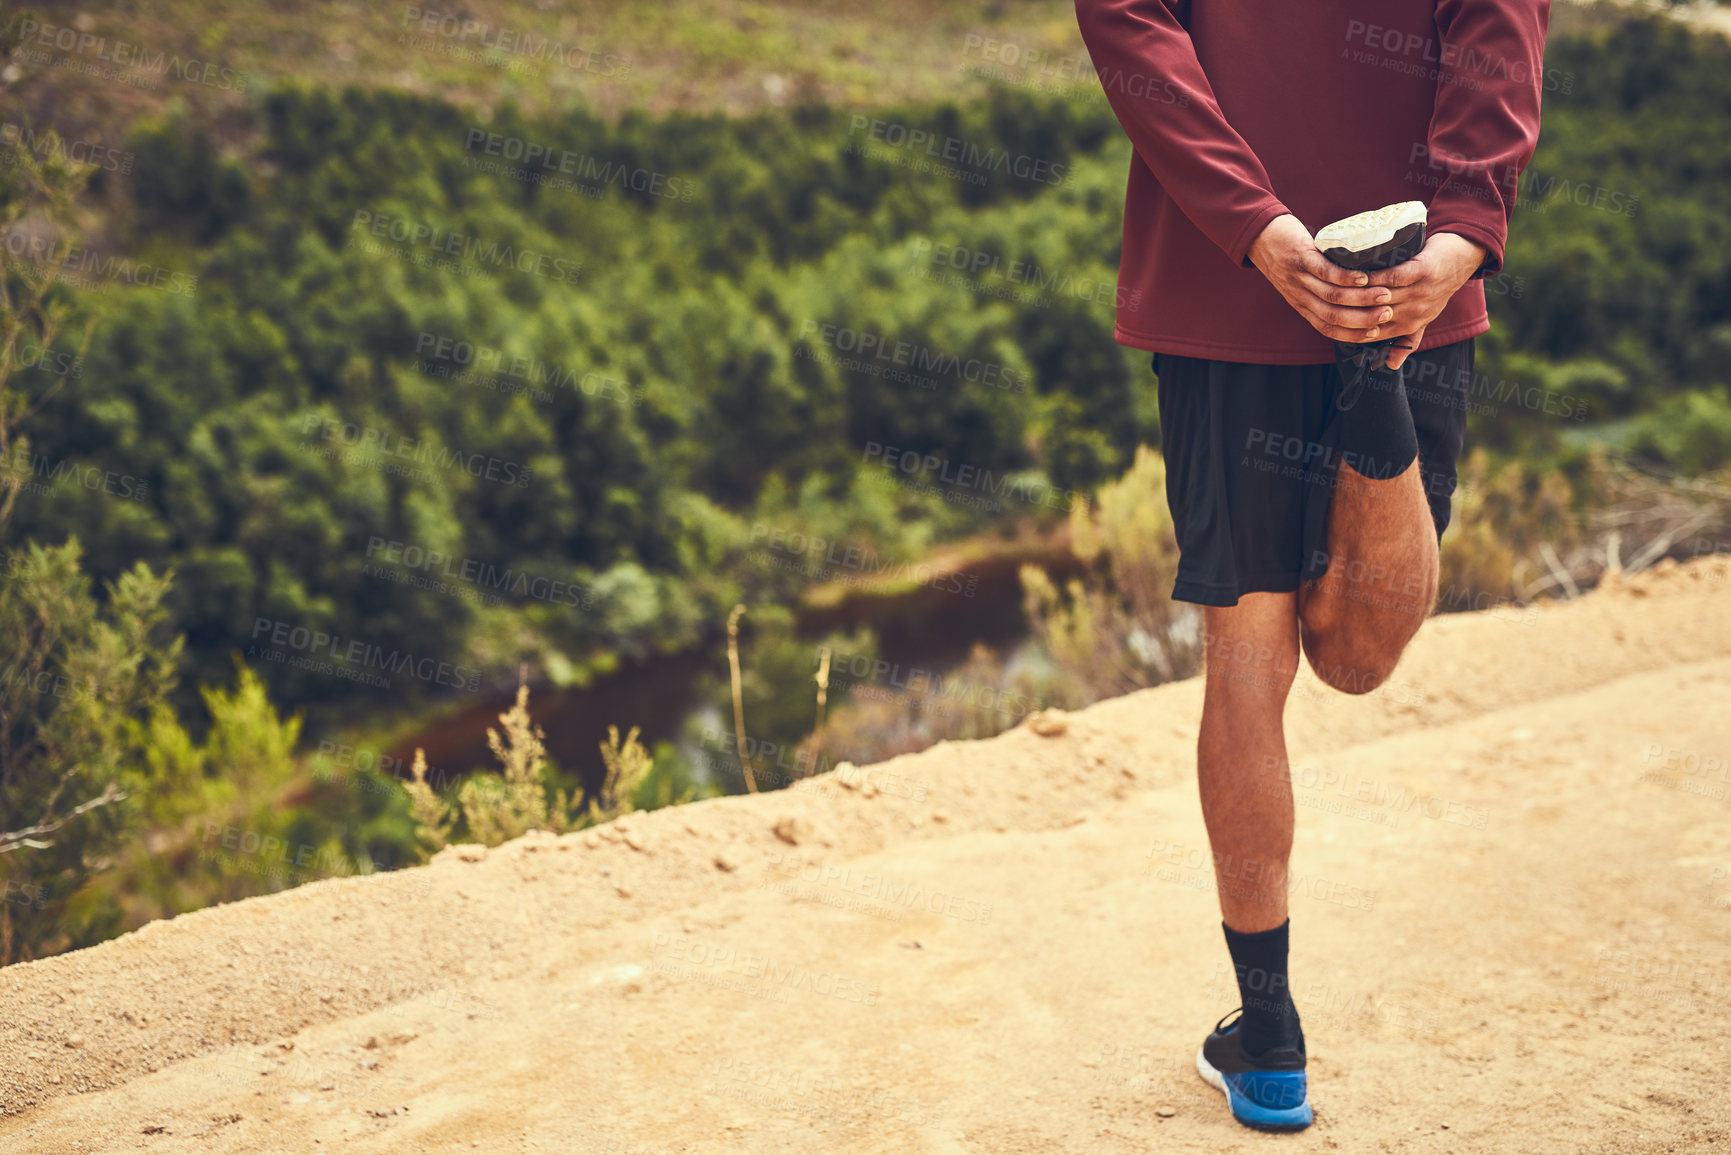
[1119,315,1489,364]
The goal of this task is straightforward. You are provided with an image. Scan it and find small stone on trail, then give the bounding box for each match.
[1028,710,1068,737]
[772,816,814,845]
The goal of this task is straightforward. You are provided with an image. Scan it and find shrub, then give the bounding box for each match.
[1020,445,1200,705]
[403,678,660,854]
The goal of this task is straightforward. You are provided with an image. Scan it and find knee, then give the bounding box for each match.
[1301,624,1403,695]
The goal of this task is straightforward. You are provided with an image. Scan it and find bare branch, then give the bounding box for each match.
[0,782,127,855]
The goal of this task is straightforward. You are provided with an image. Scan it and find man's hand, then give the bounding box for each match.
[1247,214,1394,345]
[1362,232,1488,369]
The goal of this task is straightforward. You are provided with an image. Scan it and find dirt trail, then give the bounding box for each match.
[2,559,1730,1154]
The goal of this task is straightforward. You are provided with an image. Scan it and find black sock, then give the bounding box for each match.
[1330,346,1418,482]
[1222,919,1304,1058]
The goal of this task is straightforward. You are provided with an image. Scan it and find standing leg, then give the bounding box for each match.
[1198,591,1300,930]
[1197,590,1308,1066]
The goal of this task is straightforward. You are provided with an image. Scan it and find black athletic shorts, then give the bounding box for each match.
[1152,338,1472,607]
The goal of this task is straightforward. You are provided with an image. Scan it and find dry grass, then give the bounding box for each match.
[5,0,1094,141]
[405,674,653,854]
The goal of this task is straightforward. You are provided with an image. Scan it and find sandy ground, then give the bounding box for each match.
[2,558,1730,1154]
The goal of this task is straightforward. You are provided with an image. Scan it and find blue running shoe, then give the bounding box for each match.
[1195,1008,1313,1132]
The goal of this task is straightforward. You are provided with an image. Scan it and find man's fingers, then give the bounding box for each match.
[1299,297,1392,333]
[1305,314,1384,343]
[1372,314,1424,341]
[1301,250,1370,288]
[1385,324,1427,371]
[1298,273,1393,308]
[1364,260,1426,289]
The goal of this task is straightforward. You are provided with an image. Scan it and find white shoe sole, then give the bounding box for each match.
[1195,1046,1227,1095]
[1314,200,1428,256]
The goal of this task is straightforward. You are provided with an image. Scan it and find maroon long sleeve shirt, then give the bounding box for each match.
[1075,0,1551,363]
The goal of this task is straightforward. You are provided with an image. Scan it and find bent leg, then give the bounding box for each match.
[1298,457,1437,694]
[1198,592,1301,932]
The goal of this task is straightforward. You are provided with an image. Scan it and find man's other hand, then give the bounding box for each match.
[1247,214,1394,346]
[1362,232,1488,369]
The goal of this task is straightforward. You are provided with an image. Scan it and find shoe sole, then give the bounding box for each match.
[1315,200,1427,255]
[1195,1047,1314,1133]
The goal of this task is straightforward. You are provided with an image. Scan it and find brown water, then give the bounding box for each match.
[382,541,1082,795]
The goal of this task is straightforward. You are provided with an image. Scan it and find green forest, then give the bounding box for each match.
[2,10,1730,962]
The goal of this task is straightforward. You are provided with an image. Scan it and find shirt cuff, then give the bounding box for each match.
[1426,218,1505,279]
[1231,199,1295,269]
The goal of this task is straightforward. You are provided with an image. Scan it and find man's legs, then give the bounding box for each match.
[1199,591,1300,933]
[1176,337,1466,1131]
[1196,461,1440,1062]
[1297,457,1438,693]
[1196,591,1308,1104]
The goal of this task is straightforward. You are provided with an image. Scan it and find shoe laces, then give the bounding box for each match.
[1334,338,1401,412]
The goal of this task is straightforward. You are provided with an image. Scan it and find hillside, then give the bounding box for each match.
[0,555,1728,1152]
[4,0,1717,144]
[4,0,1095,138]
